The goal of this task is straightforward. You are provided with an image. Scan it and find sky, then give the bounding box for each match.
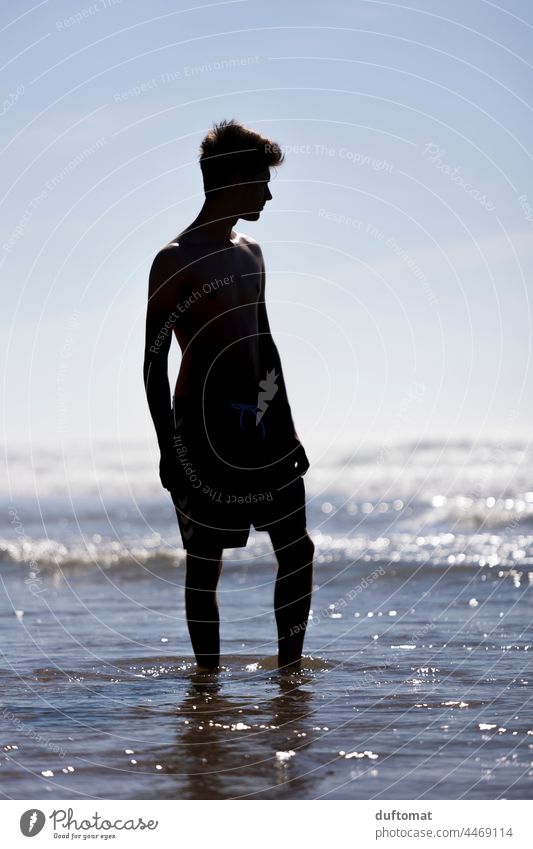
[1,0,532,462]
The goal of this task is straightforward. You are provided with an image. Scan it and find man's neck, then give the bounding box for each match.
[179,201,238,247]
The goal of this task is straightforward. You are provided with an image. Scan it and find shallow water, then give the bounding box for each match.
[1,439,532,798]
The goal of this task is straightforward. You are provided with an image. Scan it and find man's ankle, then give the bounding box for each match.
[278,655,302,672]
[196,657,220,671]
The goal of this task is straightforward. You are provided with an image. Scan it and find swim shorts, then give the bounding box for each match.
[169,393,308,551]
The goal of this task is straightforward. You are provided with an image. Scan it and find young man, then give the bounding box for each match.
[143,119,314,671]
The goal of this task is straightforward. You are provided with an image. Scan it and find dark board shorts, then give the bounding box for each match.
[169,394,308,551]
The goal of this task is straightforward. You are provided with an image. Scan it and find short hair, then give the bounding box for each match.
[199,118,284,195]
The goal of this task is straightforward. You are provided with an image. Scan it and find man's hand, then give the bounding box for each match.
[292,440,310,476]
[159,449,185,493]
[284,436,310,477]
[270,429,310,478]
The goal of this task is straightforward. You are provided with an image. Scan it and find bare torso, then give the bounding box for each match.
[165,230,263,402]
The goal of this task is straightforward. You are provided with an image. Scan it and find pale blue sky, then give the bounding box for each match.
[1,0,532,461]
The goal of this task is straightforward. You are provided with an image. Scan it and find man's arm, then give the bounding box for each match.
[254,243,310,474]
[143,248,181,485]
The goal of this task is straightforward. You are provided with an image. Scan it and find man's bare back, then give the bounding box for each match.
[164,230,264,402]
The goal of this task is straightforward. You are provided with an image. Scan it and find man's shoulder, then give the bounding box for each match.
[153,240,189,263]
[236,231,257,245]
[150,241,198,280]
[236,232,263,260]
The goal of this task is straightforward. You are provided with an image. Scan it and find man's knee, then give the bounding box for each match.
[274,532,315,567]
[278,530,314,553]
[298,533,315,561]
[186,544,223,560]
[185,546,223,590]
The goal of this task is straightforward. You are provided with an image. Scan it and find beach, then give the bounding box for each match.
[1,438,532,799]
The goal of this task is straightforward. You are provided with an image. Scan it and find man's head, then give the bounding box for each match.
[199,119,284,220]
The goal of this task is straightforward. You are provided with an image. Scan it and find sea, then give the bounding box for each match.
[1,437,532,800]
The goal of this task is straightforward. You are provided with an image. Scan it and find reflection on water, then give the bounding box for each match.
[169,672,317,799]
[1,645,532,800]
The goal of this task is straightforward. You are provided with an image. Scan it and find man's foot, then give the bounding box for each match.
[195,661,220,672]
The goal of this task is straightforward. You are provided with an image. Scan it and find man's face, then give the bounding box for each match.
[226,167,273,220]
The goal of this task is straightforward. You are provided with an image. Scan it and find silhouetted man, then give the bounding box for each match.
[143,119,314,671]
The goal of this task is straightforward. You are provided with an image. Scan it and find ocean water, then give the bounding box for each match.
[1,438,532,800]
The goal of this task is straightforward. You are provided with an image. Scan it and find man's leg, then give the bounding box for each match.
[269,531,315,670]
[185,545,224,669]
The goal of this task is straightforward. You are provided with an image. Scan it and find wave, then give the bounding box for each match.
[2,527,532,577]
